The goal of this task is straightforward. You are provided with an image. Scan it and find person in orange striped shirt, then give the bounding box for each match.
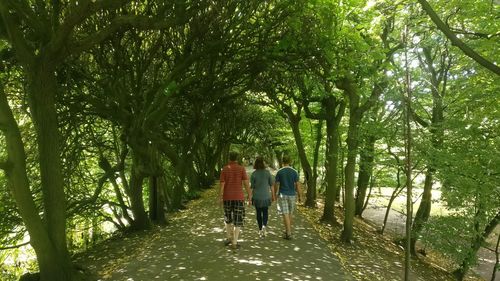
[219,151,251,249]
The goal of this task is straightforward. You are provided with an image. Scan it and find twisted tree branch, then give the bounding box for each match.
[417,0,500,76]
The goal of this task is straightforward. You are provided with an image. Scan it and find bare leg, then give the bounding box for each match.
[233,227,240,248]
[282,214,291,236]
[225,223,233,240]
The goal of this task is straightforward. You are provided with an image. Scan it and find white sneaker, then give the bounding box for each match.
[262,226,266,237]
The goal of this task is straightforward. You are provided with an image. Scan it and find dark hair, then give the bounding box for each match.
[253,156,266,170]
[282,155,291,164]
[229,151,239,161]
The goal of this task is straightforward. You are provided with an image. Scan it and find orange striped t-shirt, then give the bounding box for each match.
[220,161,248,201]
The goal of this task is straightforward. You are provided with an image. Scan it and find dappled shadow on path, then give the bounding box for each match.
[78,187,353,281]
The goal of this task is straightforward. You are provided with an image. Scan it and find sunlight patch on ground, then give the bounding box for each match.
[237,258,264,266]
[270,260,283,265]
[211,227,224,232]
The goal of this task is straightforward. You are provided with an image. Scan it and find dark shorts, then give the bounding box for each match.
[223,200,245,227]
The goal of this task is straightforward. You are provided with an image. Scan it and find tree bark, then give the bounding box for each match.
[341,112,361,242]
[453,211,500,280]
[99,156,133,225]
[28,65,74,280]
[491,232,500,281]
[288,113,315,202]
[109,174,133,225]
[306,120,322,207]
[381,167,404,234]
[149,175,166,225]
[302,95,345,217]
[355,135,376,217]
[410,169,433,255]
[149,176,159,221]
[411,45,446,255]
[337,77,361,243]
[321,112,343,223]
[128,151,150,230]
[0,2,184,279]
[172,157,188,210]
[1,69,74,280]
[337,74,384,243]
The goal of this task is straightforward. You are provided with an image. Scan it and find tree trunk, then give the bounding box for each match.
[491,232,500,281]
[288,115,315,204]
[410,169,433,255]
[411,44,446,255]
[148,148,164,224]
[355,135,376,217]
[221,144,230,169]
[338,136,344,202]
[381,169,404,234]
[306,120,322,208]
[149,175,166,225]
[341,114,360,242]
[411,103,442,254]
[321,117,341,223]
[361,176,374,215]
[128,152,150,230]
[1,68,74,279]
[28,67,74,280]
[453,211,500,280]
[205,143,223,186]
[337,77,363,243]
[149,176,158,221]
[109,175,133,225]
[187,163,200,193]
[172,156,188,210]
[99,156,133,225]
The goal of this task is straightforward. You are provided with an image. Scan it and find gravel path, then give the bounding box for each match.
[79,176,354,280]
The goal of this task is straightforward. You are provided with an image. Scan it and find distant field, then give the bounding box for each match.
[367,187,450,217]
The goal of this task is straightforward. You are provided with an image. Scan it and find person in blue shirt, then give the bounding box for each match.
[273,155,303,240]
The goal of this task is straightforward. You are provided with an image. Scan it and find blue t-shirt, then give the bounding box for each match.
[275,166,298,196]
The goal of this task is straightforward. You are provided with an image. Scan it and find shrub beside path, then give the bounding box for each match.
[77,175,355,280]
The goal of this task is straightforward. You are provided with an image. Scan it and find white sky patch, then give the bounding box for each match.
[364,0,377,11]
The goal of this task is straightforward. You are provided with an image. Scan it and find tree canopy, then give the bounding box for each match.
[0,1,498,281]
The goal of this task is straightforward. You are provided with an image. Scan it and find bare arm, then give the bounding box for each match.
[273,182,280,197]
[219,182,225,205]
[271,184,276,202]
[243,179,251,204]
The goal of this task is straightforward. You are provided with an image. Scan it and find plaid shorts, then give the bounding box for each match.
[223,200,245,227]
[277,194,296,215]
